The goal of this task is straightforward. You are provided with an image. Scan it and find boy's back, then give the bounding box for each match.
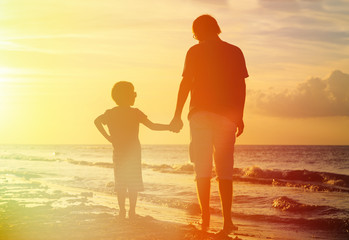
[94,81,172,219]
[100,106,147,146]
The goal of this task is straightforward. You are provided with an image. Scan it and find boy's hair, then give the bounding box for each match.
[192,14,221,41]
[111,81,135,106]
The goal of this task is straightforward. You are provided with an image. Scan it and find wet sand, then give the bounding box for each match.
[0,172,337,240]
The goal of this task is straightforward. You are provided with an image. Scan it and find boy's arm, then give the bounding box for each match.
[94,115,112,142]
[142,118,171,131]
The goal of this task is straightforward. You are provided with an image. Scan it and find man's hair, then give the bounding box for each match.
[192,14,221,41]
[111,81,135,106]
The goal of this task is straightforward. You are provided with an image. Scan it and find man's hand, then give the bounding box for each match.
[170,117,183,133]
[236,120,244,137]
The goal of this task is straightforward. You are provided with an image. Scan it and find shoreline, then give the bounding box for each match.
[2,173,344,240]
[1,144,348,240]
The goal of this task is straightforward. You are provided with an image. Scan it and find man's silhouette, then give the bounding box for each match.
[170,15,248,235]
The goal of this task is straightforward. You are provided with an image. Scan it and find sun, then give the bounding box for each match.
[0,68,19,119]
[0,76,12,110]
[0,67,18,78]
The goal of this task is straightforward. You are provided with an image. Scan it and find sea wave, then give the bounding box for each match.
[232,212,349,233]
[140,194,349,233]
[142,164,349,192]
[142,163,194,174]
[0,153,57,162]
[272,196,345,215]
[2,153,348,192]
[139,194,219,216]
[236,166,349,188]
[234,166,349,192]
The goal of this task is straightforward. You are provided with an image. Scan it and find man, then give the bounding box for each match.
[170,15,248,235]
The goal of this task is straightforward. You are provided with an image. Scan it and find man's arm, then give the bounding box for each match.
[170,77,192,132]
[236,78,246,137]
[94,115,112,142]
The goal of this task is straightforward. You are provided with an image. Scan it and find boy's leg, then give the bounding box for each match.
[128,190,138,219]
[113,154,126,219]
[196,178,211,230]
[117,187,127,218]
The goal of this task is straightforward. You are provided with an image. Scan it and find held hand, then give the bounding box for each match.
[236,120,244,137]
[170,117,183,133]
[106,135,113,143]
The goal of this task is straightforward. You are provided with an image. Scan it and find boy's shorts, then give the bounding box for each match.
[189,111,237,180]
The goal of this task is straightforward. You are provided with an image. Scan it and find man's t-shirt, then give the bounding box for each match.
[182,40,248,123]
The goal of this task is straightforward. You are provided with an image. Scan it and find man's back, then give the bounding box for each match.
[170,15,248,234]
[182,40,248,121]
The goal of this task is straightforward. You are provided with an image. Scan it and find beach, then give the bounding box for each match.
[0,173,308,240]
[0,173,238,240]
[1,145,348,240]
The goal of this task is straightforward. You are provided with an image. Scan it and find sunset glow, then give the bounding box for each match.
[0,0,348,144]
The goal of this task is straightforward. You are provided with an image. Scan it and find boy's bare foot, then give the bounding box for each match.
[128,209,138,221]
[118,209,126,220]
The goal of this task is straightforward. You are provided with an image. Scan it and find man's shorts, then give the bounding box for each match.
[189,111,237,180]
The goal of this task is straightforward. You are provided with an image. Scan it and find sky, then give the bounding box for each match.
[0,0,348,145]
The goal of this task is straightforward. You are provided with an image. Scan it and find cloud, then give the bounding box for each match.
[254,70,349,117]
[260,27,349,45]
[254,0,349,46]
[192,0,228,5]
[258,0,301,12]
[257,0,330,12]
[323,0,349,14]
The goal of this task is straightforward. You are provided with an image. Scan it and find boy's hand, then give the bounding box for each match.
[95,115,113,143]
[170,117,183,133]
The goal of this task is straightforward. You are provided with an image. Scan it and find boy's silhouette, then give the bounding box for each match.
[170,15,248,235]
[95,81,172,219]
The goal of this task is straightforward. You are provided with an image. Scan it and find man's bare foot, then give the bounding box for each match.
[199,213,210,231]
[198,220,209,231]
[222,222,238,233]
[215,230,232,240]
[215,223,238,239]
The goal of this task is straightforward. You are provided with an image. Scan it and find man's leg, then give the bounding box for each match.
[218,179,237,232]
[213,114,237,233]
[189,112,214,230]
[196,177,211,230]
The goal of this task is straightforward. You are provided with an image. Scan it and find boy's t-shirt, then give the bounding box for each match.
[100,106,147,147]
[182,40,248,123]
[100,106,146,191]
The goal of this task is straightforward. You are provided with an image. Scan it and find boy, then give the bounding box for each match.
[95,81,172,219]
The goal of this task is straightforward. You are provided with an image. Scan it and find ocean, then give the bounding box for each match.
[0,145,348,240]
